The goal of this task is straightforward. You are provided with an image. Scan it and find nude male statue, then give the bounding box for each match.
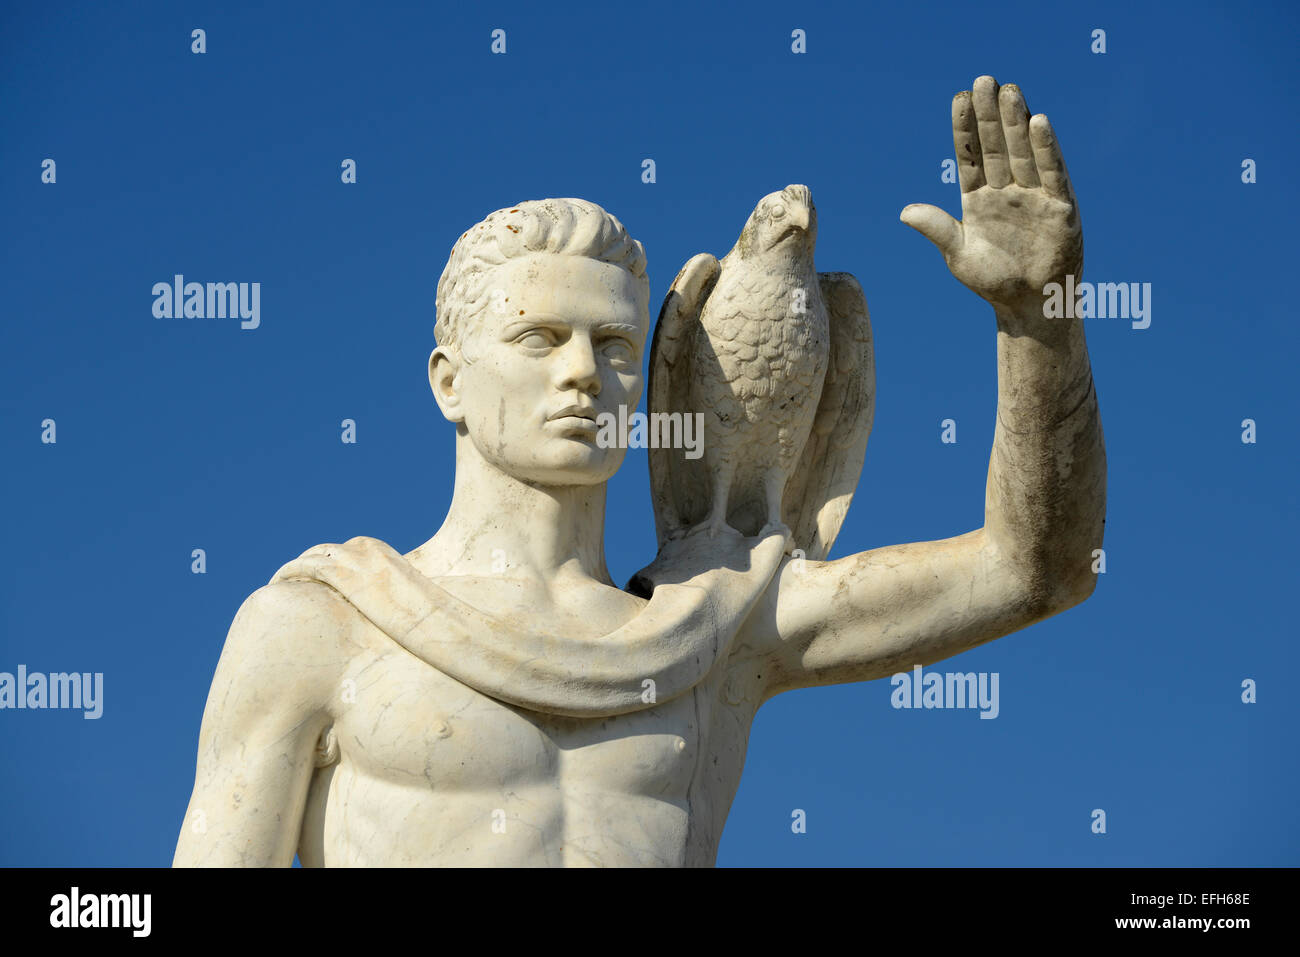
[174,76,1105,867]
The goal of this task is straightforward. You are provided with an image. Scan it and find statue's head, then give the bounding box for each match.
[431,198,650,487]
[736,183,816,257]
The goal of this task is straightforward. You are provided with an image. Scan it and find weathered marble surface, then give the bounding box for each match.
[174,76,1105,867]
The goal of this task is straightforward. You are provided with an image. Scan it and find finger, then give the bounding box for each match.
[952,90,985,193]
[972,75,1011,188]
[1030,113,1074,203]
[900,204,962,258]
[998,83,1040,188]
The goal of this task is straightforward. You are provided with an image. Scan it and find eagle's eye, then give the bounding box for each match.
[770,204,786,219]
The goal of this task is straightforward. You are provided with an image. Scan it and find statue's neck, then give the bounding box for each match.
[412,439,612,586]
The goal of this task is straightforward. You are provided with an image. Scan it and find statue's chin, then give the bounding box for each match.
[479,440,624,489]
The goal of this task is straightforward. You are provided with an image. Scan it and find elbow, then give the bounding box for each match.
[1016,563,1099,623]
[984,528,1101,623]
[1052,566,1099,614]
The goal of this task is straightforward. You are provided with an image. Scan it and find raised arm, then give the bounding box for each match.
[744,75,1106,697]
[173,581,348,866]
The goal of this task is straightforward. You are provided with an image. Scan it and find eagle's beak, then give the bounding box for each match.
[782,184,813,233]
[789,203,810,232]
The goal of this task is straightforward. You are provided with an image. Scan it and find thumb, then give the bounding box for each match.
[900,204,961,258]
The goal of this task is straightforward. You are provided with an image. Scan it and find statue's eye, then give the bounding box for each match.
[603,340,635,365]
[516,331,554,350]
[771,204,785,219]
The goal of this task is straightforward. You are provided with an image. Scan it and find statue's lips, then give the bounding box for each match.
[547,406,598,432]
[548,416,599,434]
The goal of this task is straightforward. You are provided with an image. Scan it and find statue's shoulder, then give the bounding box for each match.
[256,533,433,638]
[194,569,362,746]
[222,539,396,673]
[238,576,359,634]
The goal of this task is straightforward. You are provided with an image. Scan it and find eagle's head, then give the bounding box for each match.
[739,184,817,256]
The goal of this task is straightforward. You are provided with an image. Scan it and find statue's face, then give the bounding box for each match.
[433,253,649,486]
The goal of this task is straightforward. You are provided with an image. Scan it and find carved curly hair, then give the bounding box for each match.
[435,198,648,358]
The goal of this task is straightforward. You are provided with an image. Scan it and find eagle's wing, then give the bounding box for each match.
[647,252,721,548]
[782,271,875,560]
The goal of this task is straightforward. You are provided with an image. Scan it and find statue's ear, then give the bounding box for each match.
[429,346,465,423]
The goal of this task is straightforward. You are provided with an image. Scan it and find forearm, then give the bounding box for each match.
[983,304,1106,611]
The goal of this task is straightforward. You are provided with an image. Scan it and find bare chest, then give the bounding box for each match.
[300,640,760,866]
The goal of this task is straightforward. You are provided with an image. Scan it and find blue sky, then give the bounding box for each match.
[2,0,1296,866]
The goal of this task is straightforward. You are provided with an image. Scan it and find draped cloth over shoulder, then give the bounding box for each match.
[269,532,788,718]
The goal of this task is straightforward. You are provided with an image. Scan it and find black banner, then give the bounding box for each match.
[0,867,1285,943]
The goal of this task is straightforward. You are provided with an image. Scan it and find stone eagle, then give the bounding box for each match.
[647,184,875,560]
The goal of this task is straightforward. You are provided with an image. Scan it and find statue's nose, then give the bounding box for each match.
[556,336,601,395]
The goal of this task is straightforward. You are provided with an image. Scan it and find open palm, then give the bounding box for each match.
[902,76,1083,314]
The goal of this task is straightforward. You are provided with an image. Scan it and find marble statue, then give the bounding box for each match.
[174,76,1105,867]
